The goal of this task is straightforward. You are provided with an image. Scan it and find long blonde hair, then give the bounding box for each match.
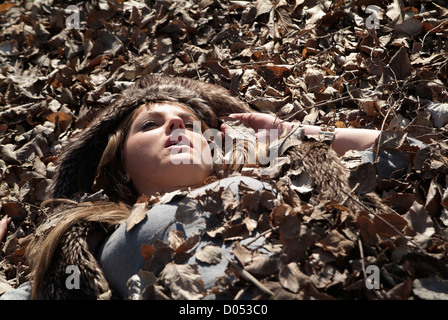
[27,201,130,299]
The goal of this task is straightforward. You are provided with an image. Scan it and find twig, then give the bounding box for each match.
[223,254,274,297]
[281,95,352,122]
[373,95,402,163]
[242,226,279,248]
[339,189,429,255]
[358,237,367,280]
[421,18,448,53]
[227,60,275,67]
[358,236,382,298]
[341,182,360,206]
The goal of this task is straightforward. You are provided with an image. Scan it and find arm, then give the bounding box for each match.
[287,123,380,155]
[227,113,381,156]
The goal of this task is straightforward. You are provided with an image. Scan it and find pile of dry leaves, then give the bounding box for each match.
[1,0,448,299]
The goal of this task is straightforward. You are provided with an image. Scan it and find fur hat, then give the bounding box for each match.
[50,74,254,200]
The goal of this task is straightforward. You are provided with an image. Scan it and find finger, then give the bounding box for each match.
[223,113,253,130]
[233,113,257,128]
[227,113,246,119]
[0,216,11,226]
[0,216,10,241]
[220,123,226,133]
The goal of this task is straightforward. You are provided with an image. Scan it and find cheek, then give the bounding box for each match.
[123,134,159,170]
[191,132,212,161]
[201,140,212,162]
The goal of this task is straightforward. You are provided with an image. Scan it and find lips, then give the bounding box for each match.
[164,134,192,149]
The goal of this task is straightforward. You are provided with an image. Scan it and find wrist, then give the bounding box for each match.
[319,125,336,143]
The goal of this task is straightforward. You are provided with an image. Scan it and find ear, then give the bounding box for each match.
[123,172,131,183]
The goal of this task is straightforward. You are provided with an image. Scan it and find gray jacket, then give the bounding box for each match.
[0,175,272,300]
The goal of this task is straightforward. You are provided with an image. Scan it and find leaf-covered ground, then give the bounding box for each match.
[1,0,448,299]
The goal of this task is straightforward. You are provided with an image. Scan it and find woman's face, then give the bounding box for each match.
[123,103,212,196]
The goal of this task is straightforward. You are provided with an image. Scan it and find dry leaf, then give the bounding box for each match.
[317,230,355,259]
[373,213,409,237]
[413,277,448,300]
[278,262,308,293]
[159,263,205,300]
[125,202,149,232]
[245,253,282,275]
[389,47,412,80]
[141,244,155,261]
[0,201,27,219]
[404,201,434,235]
[175,196,201,225]
[195,245,222,264]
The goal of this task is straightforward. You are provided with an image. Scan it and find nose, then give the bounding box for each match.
[166,116,185,133]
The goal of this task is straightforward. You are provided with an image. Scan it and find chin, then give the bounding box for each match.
[169,152,209,166]
[170,162,211,181]
[135,163,211,196]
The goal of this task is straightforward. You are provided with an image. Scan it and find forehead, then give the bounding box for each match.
[136,102,196,118]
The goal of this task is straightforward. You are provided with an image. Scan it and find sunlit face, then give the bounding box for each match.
[123,103,212,197]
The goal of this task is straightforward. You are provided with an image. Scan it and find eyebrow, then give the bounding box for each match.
[133,110,198,128]
[138,110,197,120]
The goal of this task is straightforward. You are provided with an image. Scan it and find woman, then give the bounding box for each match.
[0,74,382,300]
